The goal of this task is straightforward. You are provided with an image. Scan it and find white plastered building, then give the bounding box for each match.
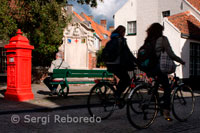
[114,0,200,79]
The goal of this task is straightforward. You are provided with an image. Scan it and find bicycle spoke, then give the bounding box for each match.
[172,84,195,122]
[88,82,116,120]
[127,85,158,129]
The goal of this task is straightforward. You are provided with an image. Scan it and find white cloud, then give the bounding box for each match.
[69,0,128,27]
[90,0,127,20]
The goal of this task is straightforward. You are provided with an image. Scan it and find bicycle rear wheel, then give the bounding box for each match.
[127,85,158,129]
[171,84,195,122]
[87,82,116,120]
[58,84,69,98]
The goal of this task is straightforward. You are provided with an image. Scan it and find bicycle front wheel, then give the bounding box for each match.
[87,82,116,120]
[127,84,158,129]
[171,84,195,122]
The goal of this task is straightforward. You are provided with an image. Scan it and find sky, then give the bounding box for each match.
[68,0,128,28]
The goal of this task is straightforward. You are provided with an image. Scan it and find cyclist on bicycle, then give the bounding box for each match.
[105,25,137,103]
[144,23,185,121]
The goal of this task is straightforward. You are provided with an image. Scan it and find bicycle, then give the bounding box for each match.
[126,66,195,129]
[87,70,149,120]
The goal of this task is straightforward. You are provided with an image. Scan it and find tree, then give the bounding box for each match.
[71,0,103,7]
[96,46,105,67]
[0,0,102,66]
[0,0,17,41]
[11,0,71,66]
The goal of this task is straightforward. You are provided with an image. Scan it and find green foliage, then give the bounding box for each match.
[0,0,101,66]
[19,0,71,66]
[96,46,106,67]
[0,0,17,40]
[71,0,103,7]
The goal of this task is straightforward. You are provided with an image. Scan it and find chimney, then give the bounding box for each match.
[109,26,114,33]
[88,15,94,20]
[100,20,107,30]
[66,4,73,14]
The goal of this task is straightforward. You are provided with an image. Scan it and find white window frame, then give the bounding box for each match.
[127,21,136,35]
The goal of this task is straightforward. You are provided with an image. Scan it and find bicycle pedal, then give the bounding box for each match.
[165,117,173,121]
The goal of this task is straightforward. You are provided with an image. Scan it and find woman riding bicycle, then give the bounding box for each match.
[144,23,185,121]
[105,25,137,100]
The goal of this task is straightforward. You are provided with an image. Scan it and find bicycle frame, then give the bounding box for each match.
[126,65,195,129]
[128,83,148,99]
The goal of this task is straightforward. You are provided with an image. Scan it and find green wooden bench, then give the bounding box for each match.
[50,69,113,97]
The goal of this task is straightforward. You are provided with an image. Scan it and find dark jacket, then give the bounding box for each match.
[106,33,137,70]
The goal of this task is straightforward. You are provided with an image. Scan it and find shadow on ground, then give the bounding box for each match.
[0,84,91,115]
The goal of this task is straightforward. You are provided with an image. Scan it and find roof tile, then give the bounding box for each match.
[186,0,200,12]
[73,11,85,22]
[71,11,111,46]
[168,11,200,38]
[81,12,111,41]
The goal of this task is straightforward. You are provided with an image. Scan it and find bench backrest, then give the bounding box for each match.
[52,69,113,78]
[66,69,113,78]
[52,69,68,78]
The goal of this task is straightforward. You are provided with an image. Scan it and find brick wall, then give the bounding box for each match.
[88,52,97,69]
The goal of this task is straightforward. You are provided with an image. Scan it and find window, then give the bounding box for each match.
[81,38,86,43]
[127,21,136,35]
[190,43,200,77]
[103,34,108,39]
[162,10,170,17]
[0,47,7,73]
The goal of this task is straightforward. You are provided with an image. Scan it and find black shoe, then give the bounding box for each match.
[162,109,173,121]
[49,90,58,96]
[116,98,125,109]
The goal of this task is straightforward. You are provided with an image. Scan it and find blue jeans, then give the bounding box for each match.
[147,64,171,110]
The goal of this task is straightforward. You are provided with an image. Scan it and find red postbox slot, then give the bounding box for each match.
[7,52,16,55]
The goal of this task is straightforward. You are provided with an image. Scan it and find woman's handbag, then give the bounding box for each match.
[160,51,176,74]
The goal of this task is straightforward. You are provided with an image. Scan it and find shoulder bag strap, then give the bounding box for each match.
[57,59,64,69]
[161,36,165,52]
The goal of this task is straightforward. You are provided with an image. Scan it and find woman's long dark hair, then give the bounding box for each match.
[111,25,126,37]
[145,23,164,42]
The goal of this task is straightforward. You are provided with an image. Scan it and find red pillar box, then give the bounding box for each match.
[4,29,34,101]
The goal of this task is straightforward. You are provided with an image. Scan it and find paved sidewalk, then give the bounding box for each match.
[0,83,93,114]
[1,83,200,114]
